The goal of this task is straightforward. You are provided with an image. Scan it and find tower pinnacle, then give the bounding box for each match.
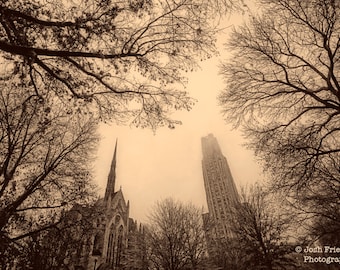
[104,139,118,202]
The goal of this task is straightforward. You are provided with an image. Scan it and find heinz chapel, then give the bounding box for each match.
[66,141,145,270]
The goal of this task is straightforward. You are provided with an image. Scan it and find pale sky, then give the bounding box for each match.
[94,11,262,223]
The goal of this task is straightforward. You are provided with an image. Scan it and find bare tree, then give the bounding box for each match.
[231,185,295,270]
[0,0,242,129]
[219,0,339,237]
[146,198,207,270]
[0,82,98,262]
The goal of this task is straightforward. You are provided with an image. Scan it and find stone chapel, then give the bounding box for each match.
[68,141,145,270]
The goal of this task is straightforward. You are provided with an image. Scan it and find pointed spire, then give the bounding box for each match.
[104,139,117,202]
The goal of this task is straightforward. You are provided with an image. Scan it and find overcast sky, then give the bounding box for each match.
[94,11,263,223]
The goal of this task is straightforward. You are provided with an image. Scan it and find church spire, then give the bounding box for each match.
[104,139,117,202]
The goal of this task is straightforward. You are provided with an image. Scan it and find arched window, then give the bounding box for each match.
[92,231,104,256]
[106,223,115,266]
[115,225,124,267]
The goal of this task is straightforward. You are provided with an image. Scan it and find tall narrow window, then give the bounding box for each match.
[106,223,115,265]
[92,231,103,256]
[115,226,124,267]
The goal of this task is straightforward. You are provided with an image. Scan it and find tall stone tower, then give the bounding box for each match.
[201,134,239,239]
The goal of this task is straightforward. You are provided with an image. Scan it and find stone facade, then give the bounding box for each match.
[67,141,145,270]
[201,134,239,239]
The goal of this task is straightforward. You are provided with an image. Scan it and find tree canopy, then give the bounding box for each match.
[0,82,98,258]
[219,0,339,232]
[0,0,241,129]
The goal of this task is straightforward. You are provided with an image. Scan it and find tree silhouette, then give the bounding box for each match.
[219,0,339,238]
[232,185,296,270]
[0,0,240,129]
[146,198,207,270]
[0,83,98,261]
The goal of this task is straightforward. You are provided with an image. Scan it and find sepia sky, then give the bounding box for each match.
[94,11,263,223]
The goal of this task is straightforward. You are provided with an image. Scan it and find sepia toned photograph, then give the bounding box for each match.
[0,0,339,269]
